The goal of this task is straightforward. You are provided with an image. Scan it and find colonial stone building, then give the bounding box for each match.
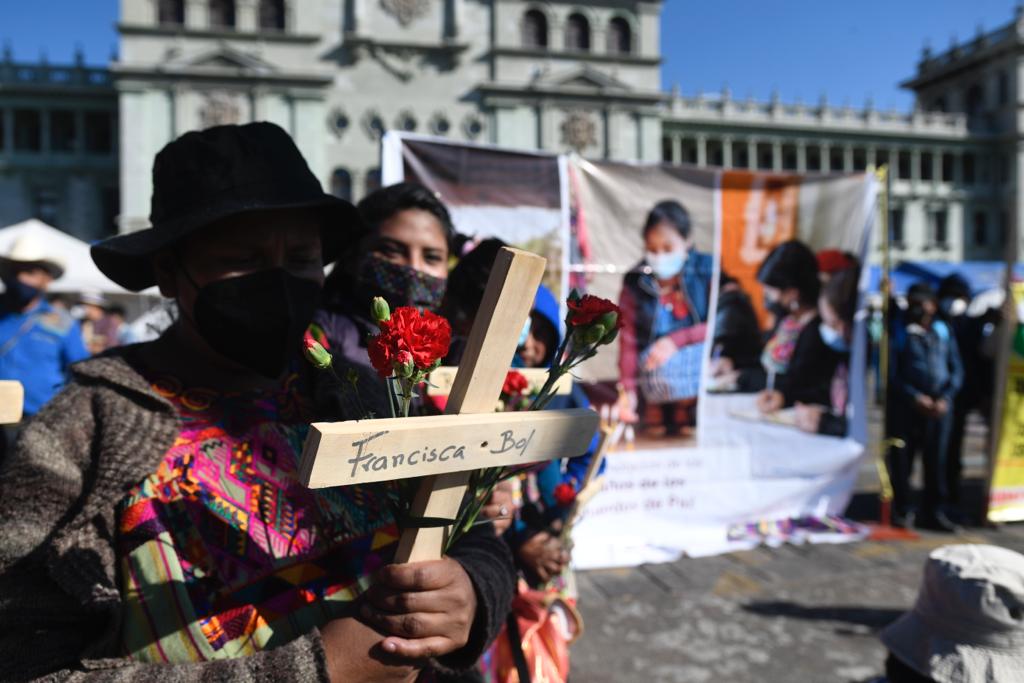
[113,0,664,233]
[2,1,1022,263]
[0,48,118,240]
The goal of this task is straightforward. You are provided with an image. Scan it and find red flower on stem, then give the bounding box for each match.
[502,370,529,396]
[567,295,621,328]
[367,306,452,378]
[553,482,577,507]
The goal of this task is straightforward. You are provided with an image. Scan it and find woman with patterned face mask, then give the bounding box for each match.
[617,200,713,436]
[317,182,456,371]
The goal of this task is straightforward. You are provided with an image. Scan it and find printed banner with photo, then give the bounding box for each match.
[383,135,879,565]
[569,162,877,565]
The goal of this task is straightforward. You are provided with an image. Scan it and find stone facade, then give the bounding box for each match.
[0,49,118,240]
[113,0,664,233]
[3,1,1022,264]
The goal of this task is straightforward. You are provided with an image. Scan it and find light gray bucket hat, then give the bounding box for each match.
[880,544,1024,683]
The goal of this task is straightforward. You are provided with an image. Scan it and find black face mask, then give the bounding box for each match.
[764,294,790,320]
[1,275,41,310]
[357,255,447,312]
[186,268,322,379]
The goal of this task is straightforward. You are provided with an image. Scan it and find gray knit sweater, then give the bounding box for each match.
[0,347,514,682]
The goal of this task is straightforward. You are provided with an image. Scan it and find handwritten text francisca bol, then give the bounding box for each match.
[347,428,538,478]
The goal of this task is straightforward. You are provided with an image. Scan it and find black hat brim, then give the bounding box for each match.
[91,194,363,292]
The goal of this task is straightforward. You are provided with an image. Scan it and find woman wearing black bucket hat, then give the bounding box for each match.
[0,122,514,682]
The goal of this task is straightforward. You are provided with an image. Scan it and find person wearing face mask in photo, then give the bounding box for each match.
[316,182,455,372]
[759,266,860,437]
[617,200,712,436]
[0,234,88,462]
[0,123,515,683]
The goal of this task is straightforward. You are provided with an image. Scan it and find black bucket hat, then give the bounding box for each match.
[91,121,362,291]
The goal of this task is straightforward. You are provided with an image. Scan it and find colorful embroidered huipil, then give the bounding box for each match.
[116,373,399,662]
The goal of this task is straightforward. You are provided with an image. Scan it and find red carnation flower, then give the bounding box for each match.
[567,295,621,328]
[502,370,529,396]
[366,307,452,378]
[553,482,577,507]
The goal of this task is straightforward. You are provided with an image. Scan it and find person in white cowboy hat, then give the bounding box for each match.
[878,543,1024,683]
[0,233,88,432]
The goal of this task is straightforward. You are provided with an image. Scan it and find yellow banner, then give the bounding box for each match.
[988,282,1024,522]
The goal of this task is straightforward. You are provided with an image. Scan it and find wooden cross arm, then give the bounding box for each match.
[299,408,599,488]
[0,381,24,425]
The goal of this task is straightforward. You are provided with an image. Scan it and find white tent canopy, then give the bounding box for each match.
[0,219,129,294]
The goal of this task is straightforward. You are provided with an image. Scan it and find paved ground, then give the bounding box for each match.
[570,414,1022,682]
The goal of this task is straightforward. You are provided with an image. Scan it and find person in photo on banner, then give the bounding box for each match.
[0,123,515,683]
[713,239,820,394]
[317,182,455,372]
[889,283,964,532]
[618,200,713,436]
[758,265,860,437]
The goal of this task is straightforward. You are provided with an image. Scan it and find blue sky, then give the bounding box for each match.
[1,0,1020,111]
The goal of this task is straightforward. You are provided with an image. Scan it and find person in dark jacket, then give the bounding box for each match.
[889,283,964,532]
[0,123,513,682]
[710,271,761,385]
[618,200,713,435]
[316,182,456,370]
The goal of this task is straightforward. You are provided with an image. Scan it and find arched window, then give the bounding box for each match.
[565,13,590,52]
[607,17,631,54]
[259,0,286,31]
[522,9,548,49]
[331,168,352,201]
[158,0,185,25]
[209,0,236,29]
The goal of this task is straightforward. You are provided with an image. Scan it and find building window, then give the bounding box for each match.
[259,0,285,30]
[963,153,976,184]
[365,168,382,195]
[397,111,417,132]
[734,144,749,169]
[757,143,773,170]
[965,83,985,116]
[931,209,948,247]
[330,168,352,201]
[891,206,904,246]
[941,152,954,183]
[49,110,76,152]
[897,150,911,180]
[209,0,236,29]
[875,149,889,170]
[853,148,866,171]
[708,139,723,167]
[973,210,988,246]
[84,112,112,154]
[158,0,185,25]
[829,147,843,172]
[607,17,632,55]
[1000,154,1011,185]
[920,152,933,181]
[661,136,673,163]
[680,139,697,165]
[931,97,946,113]
[14,109,41,152]
[782,144,797,171]
[1000,210,1009,245]
[805,146,820,172]
[33,188,59,226]
[565,13,591,52]
[998,70,1009,106]
[521,9,548,48]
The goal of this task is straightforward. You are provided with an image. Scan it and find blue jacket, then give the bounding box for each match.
[893,320,963,405]
[0,299,88,415]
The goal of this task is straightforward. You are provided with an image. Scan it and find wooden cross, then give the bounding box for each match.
[0,381,23,424]
[299,247,600,562]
